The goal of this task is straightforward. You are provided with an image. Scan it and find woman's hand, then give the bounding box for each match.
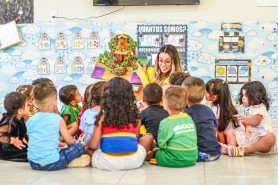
[137,63,147,72]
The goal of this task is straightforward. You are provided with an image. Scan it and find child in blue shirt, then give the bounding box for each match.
[27,82,90,171]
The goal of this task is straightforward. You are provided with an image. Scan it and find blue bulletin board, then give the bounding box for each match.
[0,21,277,119]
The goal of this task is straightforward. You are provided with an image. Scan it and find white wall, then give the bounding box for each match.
[34,0,278,23]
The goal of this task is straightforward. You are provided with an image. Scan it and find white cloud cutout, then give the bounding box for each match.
[125,22,137,30]
[78,74,97,85]
[44,50,55,57]
[187,40,203,51]
[260,22,275,31]
[253,55,271,66]
[192,31,202,37]
[67,51,86,61]
[18,40,28,47]
[260,69,276,79]
[99,29,110,38]
[218,53,236,59]
[197,53,216,64]
[0,82,8,92]
[114,29,125,35]
[0,52,12,63]
[268,81,278,89]
[276,66,278,71]
[21,24,40,35]
[31,58,40,66]
[245,52,255,58]
[195,21,207,28]
[246,30,257,37]
[0,97,4,108]
[0,64,16,74]
[48,30,56,39]
[11,49,23,56]
[194,68,208,76]
[81,28,92,38]
[63,76,73,82]
[271,52,278,59]
[22,69,39,80]
[207,44,218,50]
[248,38,266,50]
[9,76,19,84]
[207,30,223,40]
[271,100,278,107]
[15,61,27,68]
[22,50,40,60]
[267,33,278,41]
[63,30,73,36]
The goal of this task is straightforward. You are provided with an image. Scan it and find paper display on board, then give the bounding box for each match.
[0,21,22,50]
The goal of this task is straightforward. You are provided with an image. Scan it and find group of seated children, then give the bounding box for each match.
[0,73,276,171]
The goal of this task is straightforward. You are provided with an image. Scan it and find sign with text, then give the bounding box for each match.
[137,24,187,71]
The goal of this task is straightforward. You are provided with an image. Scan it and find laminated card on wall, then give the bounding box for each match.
[0,21,22,50]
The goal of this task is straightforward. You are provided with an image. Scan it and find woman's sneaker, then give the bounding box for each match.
[67,154,91,168]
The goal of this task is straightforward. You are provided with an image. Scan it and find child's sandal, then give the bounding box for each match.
[228,146,244,157]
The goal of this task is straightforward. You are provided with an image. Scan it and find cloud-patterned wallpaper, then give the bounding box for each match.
[0,21,277,119]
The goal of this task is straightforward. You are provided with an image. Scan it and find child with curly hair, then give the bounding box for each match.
[86,77,153,170]
[59,85,82,137]
[221,81,276,157]
[169,71,190,86]
[0,92,29,161]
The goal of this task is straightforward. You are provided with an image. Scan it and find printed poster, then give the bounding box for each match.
[215,59,251,84]
[137,24,187,70]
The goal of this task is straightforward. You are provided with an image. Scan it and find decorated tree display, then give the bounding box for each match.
[97,34,146,76]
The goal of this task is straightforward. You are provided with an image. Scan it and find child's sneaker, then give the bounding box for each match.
[67,154,91,168]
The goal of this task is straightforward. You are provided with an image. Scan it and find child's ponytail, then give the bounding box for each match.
[218,82,239,131]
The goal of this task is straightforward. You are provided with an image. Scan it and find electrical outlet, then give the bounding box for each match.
[49,11,58,23]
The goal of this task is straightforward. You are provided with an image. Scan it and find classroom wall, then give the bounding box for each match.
[34,0,277,22]
[0,0,277,119]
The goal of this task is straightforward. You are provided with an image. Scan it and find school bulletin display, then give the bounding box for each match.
[0,21,277,118]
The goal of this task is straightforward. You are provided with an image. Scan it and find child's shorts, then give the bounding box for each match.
[92,144,146,170]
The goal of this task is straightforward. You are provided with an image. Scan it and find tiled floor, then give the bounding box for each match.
[1,120,278,185]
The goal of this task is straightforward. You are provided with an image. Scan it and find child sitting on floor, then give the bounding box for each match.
[183,77,221,162]
[147,86,198,167]
[16,85,39,121]
[140,83,169,142]
[79,81,106,144]
[205,79,244,146]
[0,92,29,161]
[85,77,153,170]
[59,85,82,137]
[27,82,90,171]
[221,81,276,157]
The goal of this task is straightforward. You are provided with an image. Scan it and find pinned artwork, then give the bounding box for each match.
[0,21,22,50]
[137,24,187,70]
[219,32,245,53]
[72,56,84,74]
[215,59,251,84]
[38,32,50,50]
[88,32,100,49]
[72,32,84,49]
[55,33,68,49]
[55,57,67,74]
[38,57,50,75]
